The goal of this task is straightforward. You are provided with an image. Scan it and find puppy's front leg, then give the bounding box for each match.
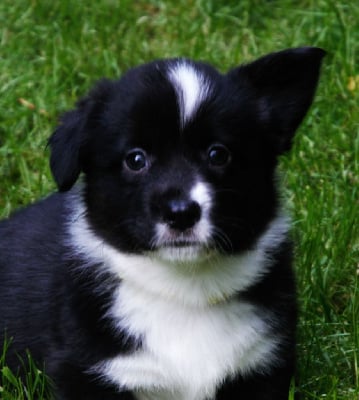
[55,385,135,400]
[215,367,294,400]
[53,366,136,400]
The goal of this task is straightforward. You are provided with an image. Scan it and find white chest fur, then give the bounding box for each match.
[96,284,278,400]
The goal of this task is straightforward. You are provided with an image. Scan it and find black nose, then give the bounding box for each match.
[163,199,201,231]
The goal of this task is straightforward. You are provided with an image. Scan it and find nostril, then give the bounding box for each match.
[164,199,201,231]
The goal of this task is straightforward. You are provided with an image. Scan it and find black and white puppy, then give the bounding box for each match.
[0,47,325,400]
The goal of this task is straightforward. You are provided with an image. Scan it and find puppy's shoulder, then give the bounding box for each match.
[0,190,74,266]
[1,191,69,230]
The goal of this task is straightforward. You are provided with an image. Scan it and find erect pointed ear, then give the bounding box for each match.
[48,79,113,192]
[229,47,326,153]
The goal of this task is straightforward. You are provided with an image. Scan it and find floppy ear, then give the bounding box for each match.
[48,105,87,192]
[48,79,113,192]
[230,47,326,153]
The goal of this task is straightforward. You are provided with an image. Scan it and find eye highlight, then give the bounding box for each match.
[207,144,231,167]
[124,149,149,172]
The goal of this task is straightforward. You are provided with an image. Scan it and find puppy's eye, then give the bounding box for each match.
[207,144,231,167]
[124,149,148,171]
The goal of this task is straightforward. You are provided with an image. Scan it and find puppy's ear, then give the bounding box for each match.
[230,47,326,153]
[48,79,112,192]
[48,106,87,192]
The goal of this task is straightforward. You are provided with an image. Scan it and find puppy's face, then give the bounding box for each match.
[49,48,325,263]
[79,61,278,262]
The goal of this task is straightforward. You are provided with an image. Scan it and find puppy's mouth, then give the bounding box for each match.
[162,240,201,248]
[155,242,207,264]
[153,227,211,264]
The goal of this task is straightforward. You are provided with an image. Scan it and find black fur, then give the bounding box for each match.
[0,48,325,399]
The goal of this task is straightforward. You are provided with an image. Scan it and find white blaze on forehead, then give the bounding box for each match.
[168,61,212,128]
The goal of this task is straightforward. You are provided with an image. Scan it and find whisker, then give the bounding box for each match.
[210,226,233,253]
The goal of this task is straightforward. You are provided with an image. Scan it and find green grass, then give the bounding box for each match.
[0,340,51,400]
[0,0,358,398]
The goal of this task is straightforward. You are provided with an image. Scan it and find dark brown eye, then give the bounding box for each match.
[207,144,231,167]
[125,149,148,171]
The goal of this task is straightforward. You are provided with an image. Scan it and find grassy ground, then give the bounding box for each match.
[0,0,358,399]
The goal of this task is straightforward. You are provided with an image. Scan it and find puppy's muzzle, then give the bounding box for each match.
[162,198,202,231]
[152,183,213,261]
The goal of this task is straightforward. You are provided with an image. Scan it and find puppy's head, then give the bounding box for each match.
[49,48,325,263]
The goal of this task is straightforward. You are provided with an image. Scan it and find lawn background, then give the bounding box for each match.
[0,0,358,399]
